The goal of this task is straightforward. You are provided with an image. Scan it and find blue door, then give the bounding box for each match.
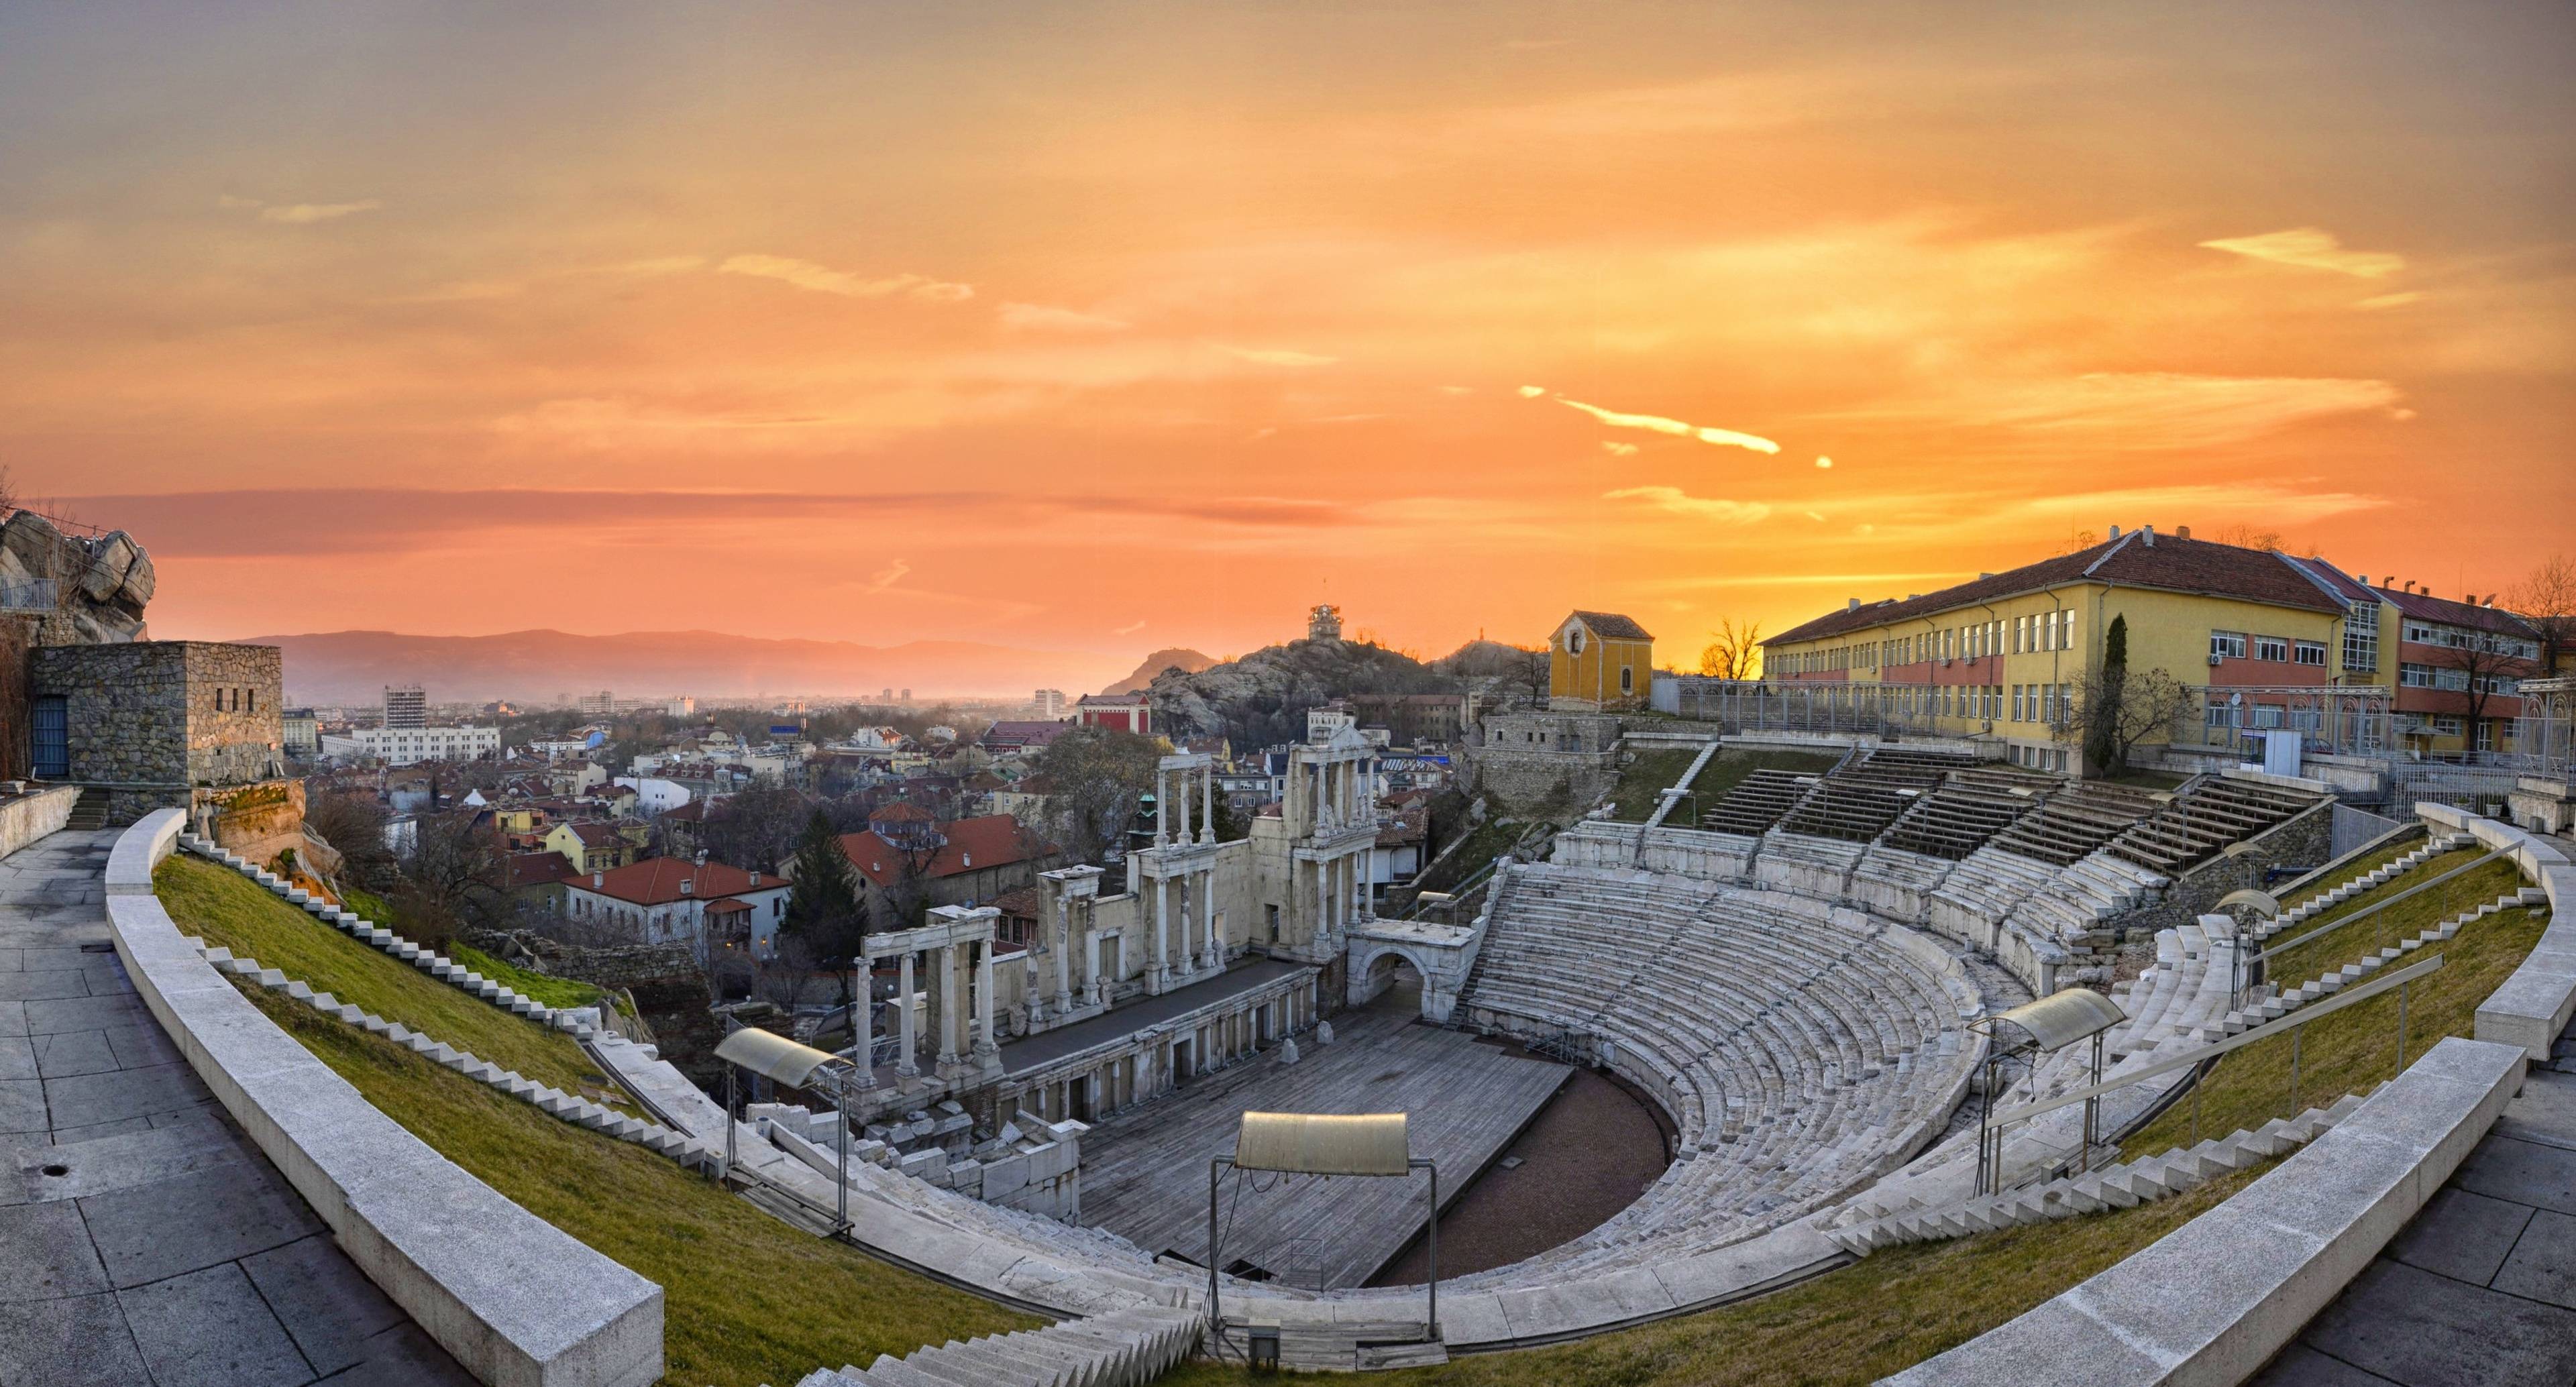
[30,696,66,779]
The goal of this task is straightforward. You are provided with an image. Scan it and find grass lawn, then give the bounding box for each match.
[157,854,634,1111]
[1414,816,1530,897]
[2271,837,2424,911]
[246,987,1035,1387]
[343,887,608,1011]
[1160,1160,2273,1387]
[1608,749,1705,822]
[2121,904,2544,1162]
[2259,850,2518,991]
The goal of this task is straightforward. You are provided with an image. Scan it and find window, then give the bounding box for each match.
[2206,704,2239,729]
[2210,631,2247,661]
[1619,665,1633,694]
[2344,603,2379,673]
[2251,704,2284,729]
[2012,685,2026,722]
[2253,636,2289,663]
[2433,715,2465,737]
[2294,641,2327,667]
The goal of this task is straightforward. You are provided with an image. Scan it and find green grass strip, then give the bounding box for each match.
[245,987,1035,1387]
[157,854,633,1111]
[2260,853,2520,991]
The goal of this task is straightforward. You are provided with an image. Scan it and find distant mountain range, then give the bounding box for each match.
[250,628,1138,708]
[1100,647,1217,695]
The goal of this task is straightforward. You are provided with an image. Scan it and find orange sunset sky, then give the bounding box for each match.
[7,2,2571,683]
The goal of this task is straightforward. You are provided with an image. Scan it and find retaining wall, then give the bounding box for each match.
[103,810,665,1387]
[0,783,78,858]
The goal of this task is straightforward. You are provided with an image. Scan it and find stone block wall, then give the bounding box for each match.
[2105,796,2334,944]
[182,642,284,786]
[1470,712,1626,809]
[31,640,284,825]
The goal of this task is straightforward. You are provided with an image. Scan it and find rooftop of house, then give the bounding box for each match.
[570,856,782,905]
[836,814,1054,887]
[1768,529,2347,646]
[1570,610,1654,641]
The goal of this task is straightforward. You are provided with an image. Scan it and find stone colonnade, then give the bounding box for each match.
[855,906,1004,1088]
[1005,970,1319,1127]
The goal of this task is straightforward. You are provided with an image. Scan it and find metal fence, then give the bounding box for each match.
[1652,677,1946,738]
[0,579,56,612]
[2171,685,2391,761]
[2385,761,2524,816]
[2513,677,2575,778]
[2329,802,2406,858]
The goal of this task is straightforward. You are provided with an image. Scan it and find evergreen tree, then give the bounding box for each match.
[782,811,867,992]
[2085,614,2129,775]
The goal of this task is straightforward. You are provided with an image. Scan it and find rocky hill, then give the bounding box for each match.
[1146,638,1456,747]
[1102,647,1216,695]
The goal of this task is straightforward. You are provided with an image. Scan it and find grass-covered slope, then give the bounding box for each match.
[2123,903,2545,1161]
[1607,748,1704,822]
[2260,849,2518,990]
[343,886,606,1011]
[156,854,632,1110]
[247,987,1035,1387]
[1161,1160,2273,1387]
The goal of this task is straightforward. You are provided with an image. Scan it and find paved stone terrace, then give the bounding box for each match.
[2255,1017,2576,1387]
[0,830,472,1386]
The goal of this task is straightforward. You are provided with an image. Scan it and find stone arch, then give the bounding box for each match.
[1346,941,1433,1011]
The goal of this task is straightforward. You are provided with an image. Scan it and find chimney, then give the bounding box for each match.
[2108,524,2122,540]
[592,871,604,888]
[747,870,761,887]
[1847,598,1862,613]
[2358,574,2370,587]
[694,850,708,867]
[681,877,693,896]
[2141,524,2156,547]
[2174,524,2191,541]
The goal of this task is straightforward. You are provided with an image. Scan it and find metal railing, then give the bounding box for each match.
[0,579,56,611]
[2172,685,2392,760]
[2233,849,2505,1007]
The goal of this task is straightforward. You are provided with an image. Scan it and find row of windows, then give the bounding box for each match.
[2402,622,2540,661]
[2208,631,2329,666]
[2398,663,2520,696]
[2206,704,2326,732]
[209,686,259,714]
[2009,683,2074,725]
[2344,602,2379,673]
[1788,607,2092,677]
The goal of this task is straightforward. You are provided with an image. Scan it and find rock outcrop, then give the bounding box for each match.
[0,510,152,643]
[1146,638,1454,746]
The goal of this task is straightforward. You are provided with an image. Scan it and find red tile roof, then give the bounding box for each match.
[835,814,1055,887]
[572,857,783,906]
[1768,531,2342,646]
[506,851,578,889]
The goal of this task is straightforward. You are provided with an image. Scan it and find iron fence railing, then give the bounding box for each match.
[0,579,57,611]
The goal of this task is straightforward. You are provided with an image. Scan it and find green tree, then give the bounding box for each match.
[782,811,868,997]
[2084,614,2128,775]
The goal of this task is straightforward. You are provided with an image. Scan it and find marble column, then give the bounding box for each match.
[1155,769,1169,846]
[1151,877,1171,987]
[936,944,961,1066]
[974,939,997,1058]
[1199,766,1215,845]
[895,952,918,1078]
[1051,891,1073,1015]
[1199,865,1220,969]
[853,956,877,1086]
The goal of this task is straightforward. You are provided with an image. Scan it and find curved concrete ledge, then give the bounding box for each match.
[103,810,665,1387]
[2416,803,2576,1062]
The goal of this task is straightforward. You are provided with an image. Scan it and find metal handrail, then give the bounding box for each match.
[2241,849,2505,987]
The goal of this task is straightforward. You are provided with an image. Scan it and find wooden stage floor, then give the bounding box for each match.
[1075,1002,1571,1290]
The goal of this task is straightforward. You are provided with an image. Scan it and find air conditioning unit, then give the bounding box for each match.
[2208,653,2224,665]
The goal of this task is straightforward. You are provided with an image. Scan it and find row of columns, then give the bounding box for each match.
[1014,982,1317,1125]
[1149,867,1224,988]
[853,916,1002,1089]
[1155,756,1217,846]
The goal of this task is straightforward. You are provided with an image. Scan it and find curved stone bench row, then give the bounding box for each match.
[103,811,665,1387]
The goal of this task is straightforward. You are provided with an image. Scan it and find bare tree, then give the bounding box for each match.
[1698,619,1763,679]
[406,811,512,933]
[304,789,396,889]
[1519,647,1550,705]
[2210,523,2285,551]
[703,775,810,873]
[2510,553,2576,674]
[1029,726,1162,864]
[2431,626,2536,757]
[2074,665,2193,776]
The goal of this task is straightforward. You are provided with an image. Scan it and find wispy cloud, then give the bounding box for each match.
[718,254,973,301]
[1601,441,1640,456]
[2357,291,2424,310]
[218,195,384,224]
[1602,486,1771,524]
[1112,619,1146,635]
[1555,396,1780,454]
[861,559,911,595]
[999,301,1129,333]
[2199,227,2404,279]
[1222,345,1338,367]
[1828,372,2405,450]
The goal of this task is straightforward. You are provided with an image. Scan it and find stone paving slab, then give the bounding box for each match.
[0,828,474,1386]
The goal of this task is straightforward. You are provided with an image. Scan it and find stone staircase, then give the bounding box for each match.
[2249,832,2477,946]
[2214,887,2546,1043]
[1827,1091,2371,1253]
[782,1305,1203,1387]
[66,786,111,830]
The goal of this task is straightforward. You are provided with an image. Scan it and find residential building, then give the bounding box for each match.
[2273,557,2546,757]
[543,820,641,874]
[1076,692,1152,736]
[337,724,501,767]
[1033,688,1068,718]
[382,683,426,730]
[576,690,615,716]
[282,707,321,756]
[835,810,1061,926]
[1550,610,1656,711]
[560,856,791,954]
[981,720,1074,753]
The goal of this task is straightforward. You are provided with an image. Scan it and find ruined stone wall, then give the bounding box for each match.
[2106,797,2336,944]
[1468,712,1626,809]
